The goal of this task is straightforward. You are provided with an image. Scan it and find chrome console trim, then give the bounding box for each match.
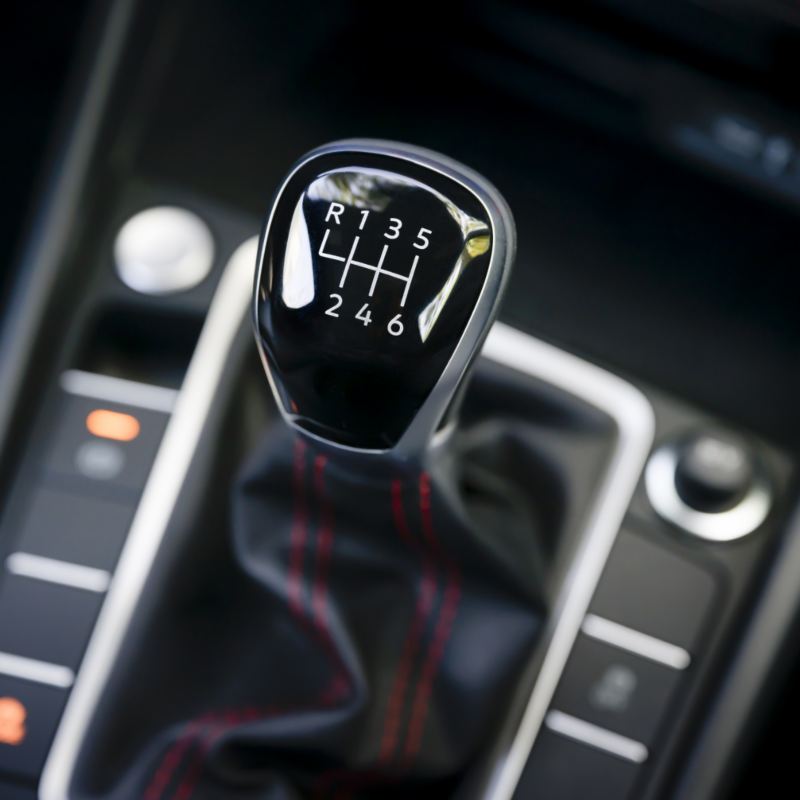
[544,710,649,764]
[480,324,654,799]
[6,553,111,594]
[581,613,691,670]
[40,237,259,799]
[0,652,74,689]
[60,370,179,414]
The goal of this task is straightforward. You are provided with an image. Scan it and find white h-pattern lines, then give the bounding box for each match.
[318,229,419,307]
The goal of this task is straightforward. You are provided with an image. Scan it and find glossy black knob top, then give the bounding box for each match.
[253,140,514,458]
[674,434,754,513]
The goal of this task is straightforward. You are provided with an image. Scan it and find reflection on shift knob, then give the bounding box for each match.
[253,140,515,461]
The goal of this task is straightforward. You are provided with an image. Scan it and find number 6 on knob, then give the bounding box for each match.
[253,139,515,463]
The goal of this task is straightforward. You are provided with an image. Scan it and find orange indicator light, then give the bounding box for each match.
[85,409,141,442]
[0,697,26,746]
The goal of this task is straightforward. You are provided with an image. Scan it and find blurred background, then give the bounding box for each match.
[1,0,90,300]
[4,0,800,447]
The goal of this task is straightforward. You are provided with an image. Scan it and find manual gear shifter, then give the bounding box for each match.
[69,143,542,800]
[253,140,515,460]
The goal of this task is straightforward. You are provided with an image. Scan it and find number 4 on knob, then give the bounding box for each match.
[356,304,373,326]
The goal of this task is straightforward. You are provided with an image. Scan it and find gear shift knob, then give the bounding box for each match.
[253,140,515,460]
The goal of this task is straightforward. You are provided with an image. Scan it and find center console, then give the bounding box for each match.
[0,2,796,799]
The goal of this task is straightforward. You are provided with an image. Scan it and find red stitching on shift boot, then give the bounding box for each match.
[170,735,217,800]
[143,715,214,800]
[312,454,333,636]
[146,440,313,799]
[162,450,352,800]
[317,473,445,800]
[311,453,351,705]
[377,478,438,764]
[403,471,462,760]
[288,437,309,621]
[170,708,264,800]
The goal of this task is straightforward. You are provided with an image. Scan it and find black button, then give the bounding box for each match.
[552,634,682,747]
[13,485,133,571]
[0,576,102,670]
[0,675,67,780]
[45,393,168,493]
[514,729,639,799]
[590,528,716,651]
[675,434,753,512]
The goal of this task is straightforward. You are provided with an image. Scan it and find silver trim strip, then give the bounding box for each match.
[41,255,654,799]
[0,651,75,689]
[645,443,771,542]
[481,324,654,799]
[40,238,259,799]
[6,553,111,594]
[544,710,649,764]
[60,370,179,414]
[582,613,691,670]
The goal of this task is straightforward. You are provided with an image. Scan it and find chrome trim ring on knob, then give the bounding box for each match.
[645,441,772,541]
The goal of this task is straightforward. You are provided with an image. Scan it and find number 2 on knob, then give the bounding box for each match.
[325,293,343,317]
